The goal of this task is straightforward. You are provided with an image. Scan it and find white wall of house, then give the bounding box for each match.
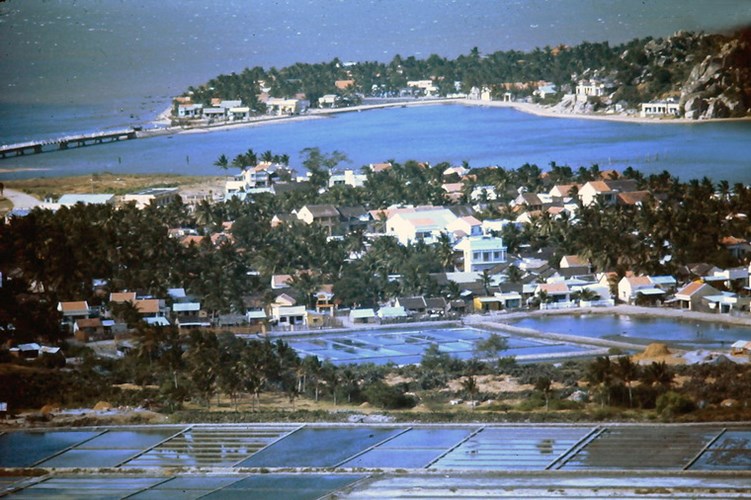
[454,236,507,272]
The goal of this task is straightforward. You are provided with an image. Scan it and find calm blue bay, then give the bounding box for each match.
[2,104,750,183]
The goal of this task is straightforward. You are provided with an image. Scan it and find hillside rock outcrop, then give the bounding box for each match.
[680,31,751,119]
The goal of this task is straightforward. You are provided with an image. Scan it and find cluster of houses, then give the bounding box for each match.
[8,151,751,346]
[57,288,225,343]
[174,94,310,125]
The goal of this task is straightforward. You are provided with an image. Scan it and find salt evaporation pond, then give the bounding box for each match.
[509,314,751,349]
[283,326,591,366]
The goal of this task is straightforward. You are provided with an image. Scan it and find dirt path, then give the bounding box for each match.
[2,189,42,209]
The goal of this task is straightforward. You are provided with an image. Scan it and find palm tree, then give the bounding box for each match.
[587,356,613,407]
[615,356,639,408]
[480,269,493,295]
[435,232,456,271]
[213,154,229,170]
[461,375,479,409]
[642,361,673,391]
[535,376,552,411]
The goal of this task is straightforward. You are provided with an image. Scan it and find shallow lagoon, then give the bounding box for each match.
[509,314,751,349]
[3,105,751,184]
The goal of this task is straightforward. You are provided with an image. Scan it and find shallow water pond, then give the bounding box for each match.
[510,315,751,349]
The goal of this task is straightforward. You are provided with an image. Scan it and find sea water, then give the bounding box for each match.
[2,104,750,183]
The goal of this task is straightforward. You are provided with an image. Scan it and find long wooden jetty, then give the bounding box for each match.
[0,128,137,159]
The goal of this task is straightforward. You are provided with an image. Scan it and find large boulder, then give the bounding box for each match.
[680,32,751,119]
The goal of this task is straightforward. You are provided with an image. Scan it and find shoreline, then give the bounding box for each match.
[143,97,751,139]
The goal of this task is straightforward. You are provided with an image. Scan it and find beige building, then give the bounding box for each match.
[122,188,179,209]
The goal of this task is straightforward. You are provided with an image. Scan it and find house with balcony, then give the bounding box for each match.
[454,236,507,272]
[575,79,614,102]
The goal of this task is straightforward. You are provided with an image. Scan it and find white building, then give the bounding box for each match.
[454,236,507,272]
[575,80,608,102]
[265,98,309,115]
[57,194,115,206]
[177,104,203,118]
[386,207,458,245]
[329,169,367,188]
[640,99,681,118]
[122,188,180,209]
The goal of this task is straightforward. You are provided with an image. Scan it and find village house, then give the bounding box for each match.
[377,305,408,320]
[202,107,226,122]
[425,297,448,316]
[702,291,751,314]
[337,206,371,233]
[57,301,92,331]
[134,299,170,324]
[494,288,523,309]
[548,184,580,202]
[318,94,338,108]
[454,236,507,272]
[395,296,427,316]
[673,282,722,312]
[442,183,464,203]
[265,97,309,115]
[640,98,681,118]
[349,308,377,324]
[73,317,106,342]
[225,162,282,195]
[447,216,483,239]
[295,204,342,235]
[578,179,639,207]
[406,79,438,96]
[386,207,458,245]
[177,103,203,119]
[618,276,665,304]
[269,294,307,329]
[271,274,293,290]
[473,295,503,312]
[122,188,179,209]
[57,194,115,206]
[328,169,367,188]
[720,236,751,260]
[535,282,573,309]
[228,106,251,121]
[575,79,613,102]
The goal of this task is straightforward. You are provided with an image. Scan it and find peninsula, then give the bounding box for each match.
[167,28,751,132]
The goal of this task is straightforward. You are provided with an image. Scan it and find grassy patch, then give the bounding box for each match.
[0,196,12,216]
[3,172,223,199]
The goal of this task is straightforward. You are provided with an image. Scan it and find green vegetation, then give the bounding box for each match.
[182,31,735,109]
[2,148,751,422]
[5,333,751,423]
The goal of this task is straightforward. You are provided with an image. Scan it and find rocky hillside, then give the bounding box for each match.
[679,30,751,119]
